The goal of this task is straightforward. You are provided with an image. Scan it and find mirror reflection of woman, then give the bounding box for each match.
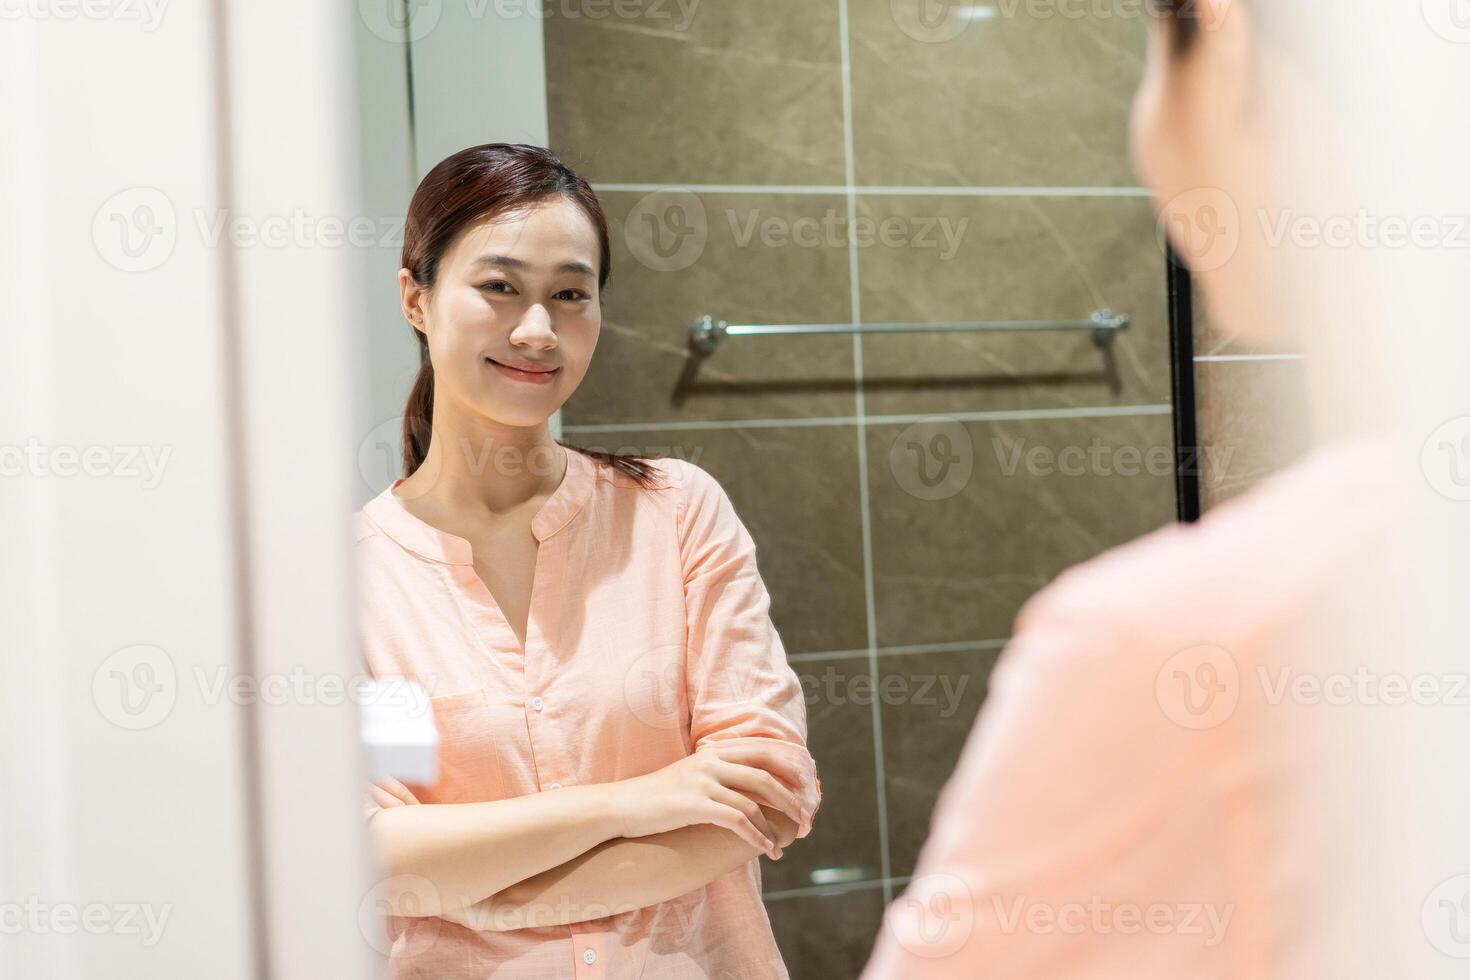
[356,144,820,979]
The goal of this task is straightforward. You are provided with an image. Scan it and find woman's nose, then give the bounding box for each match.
[510,304,557,347]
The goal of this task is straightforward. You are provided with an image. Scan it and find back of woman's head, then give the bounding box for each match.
[1150,0,1201,55]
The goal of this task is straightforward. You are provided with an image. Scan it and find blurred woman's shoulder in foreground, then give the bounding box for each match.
[1012,437,1398,659]
[860,437,1402,979]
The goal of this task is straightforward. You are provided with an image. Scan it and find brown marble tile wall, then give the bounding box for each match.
[868,413,1176,645]
[545,4,1176,977]
[847,3,1147,187]
[544,0,845,185]
[766,887,885,980]
[877,646,1002,877]
[564,192,857,425]
[771,653,885,894]
[1191,286,1310,510]
[855,194,1171,416]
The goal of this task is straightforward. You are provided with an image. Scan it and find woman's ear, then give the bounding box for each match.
[398,268,427,336]
[1200,0,1256,125]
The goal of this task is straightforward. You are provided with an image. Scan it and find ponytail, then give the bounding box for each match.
[401,339,435,477]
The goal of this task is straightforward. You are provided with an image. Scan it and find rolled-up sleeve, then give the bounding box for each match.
[674,459,821,835]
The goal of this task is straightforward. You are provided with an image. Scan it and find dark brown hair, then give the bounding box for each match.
[1150,0,1201,55]
[399,143,659,488]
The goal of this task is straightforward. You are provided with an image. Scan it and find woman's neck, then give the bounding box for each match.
[396,408,567,520]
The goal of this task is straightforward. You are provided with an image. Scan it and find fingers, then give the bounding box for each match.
[713,761,805,826]
[717,785,779,856]
[380,776,422,803]
[708,788,782,860]
[704,741,807,792]
[762,806,800,849]
[706,806,775,860]
[368,777,422,809]
[368,784,400,810]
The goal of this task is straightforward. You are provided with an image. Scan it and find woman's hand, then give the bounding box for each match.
[367,775,423,811]
[610,743,809,860]
[764,808,800,850]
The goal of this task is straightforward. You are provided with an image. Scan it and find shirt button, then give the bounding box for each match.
[582,949,597,965]
[530,696,545,711]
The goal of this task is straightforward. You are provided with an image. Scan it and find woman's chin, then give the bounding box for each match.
[479,402,562,430]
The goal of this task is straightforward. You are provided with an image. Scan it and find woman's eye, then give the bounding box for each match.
[479,281,513,294]
[556,289,590,302]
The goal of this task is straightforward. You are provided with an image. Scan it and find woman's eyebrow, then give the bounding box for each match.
[471,254,595,277]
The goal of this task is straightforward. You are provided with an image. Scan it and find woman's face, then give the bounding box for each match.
[1129,2,1285,346]
[403,196,602,429]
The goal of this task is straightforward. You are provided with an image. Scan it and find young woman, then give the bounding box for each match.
[355,143,821,979]
[861,0,1398,976]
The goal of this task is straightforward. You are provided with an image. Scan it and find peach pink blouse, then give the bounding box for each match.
[860,440,1393,979]
[354,447,820,979]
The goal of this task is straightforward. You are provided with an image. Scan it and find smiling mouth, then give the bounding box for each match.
[486,356,561,381]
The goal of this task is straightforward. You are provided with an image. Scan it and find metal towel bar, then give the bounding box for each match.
[690,309,1128,356]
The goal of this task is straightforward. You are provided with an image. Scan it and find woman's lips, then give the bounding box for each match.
[486,357,560,385]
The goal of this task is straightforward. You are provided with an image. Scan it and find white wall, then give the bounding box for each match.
[0,3,378,977]
[406,1,552,178]
[218,3,384,978]
[353,2,558,507]
[352,5,422,508]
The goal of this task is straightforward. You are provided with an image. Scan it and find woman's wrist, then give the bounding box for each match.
[564,777,637,842]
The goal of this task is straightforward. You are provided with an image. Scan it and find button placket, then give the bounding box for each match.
[523,536,581,795]
[570,926,607,976]
[526,670,572,793]
[522,540,552,790]
[526,684,564,790]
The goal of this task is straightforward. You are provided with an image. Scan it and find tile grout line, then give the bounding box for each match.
[836,0,894,911]
[560,403,1173,434]
[763,874,915,903]
[1194,353,1306,363]
[788,636,1011,664]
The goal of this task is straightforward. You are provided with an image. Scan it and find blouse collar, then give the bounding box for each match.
[363,446,597,564]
